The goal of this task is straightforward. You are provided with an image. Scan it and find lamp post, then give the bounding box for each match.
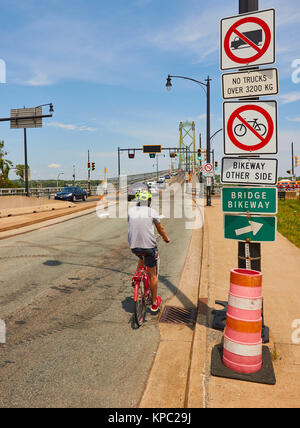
[57,172,64,189]
[166,74,212,206]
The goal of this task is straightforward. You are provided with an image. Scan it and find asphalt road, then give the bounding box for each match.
[0,187,193,407]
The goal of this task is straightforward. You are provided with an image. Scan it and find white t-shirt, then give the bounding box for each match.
[128,205,160,249]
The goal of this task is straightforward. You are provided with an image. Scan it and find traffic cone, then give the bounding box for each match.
[222,268,263,374]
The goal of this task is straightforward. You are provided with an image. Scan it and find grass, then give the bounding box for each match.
[277,198,300,248]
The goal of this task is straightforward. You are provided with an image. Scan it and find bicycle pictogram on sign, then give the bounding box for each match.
[223,101,278,155]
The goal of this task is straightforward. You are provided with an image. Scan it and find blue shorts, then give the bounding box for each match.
[131,247,158,268]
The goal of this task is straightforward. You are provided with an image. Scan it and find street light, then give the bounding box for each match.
[166,74,212,206]
[57,172,64,189]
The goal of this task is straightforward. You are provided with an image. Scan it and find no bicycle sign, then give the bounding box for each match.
[223,100,278,155]
[220,9,275,70]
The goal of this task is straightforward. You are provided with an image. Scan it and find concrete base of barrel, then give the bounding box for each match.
[211,344,276,385]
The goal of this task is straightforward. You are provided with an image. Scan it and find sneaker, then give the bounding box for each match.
[151,296,162,313]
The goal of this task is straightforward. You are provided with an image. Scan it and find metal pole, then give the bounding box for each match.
[24,128,29,197]
[88,150,91,196]
[239,0,258,13]
[212,149,215,195]
[237,0,267,343]
[292,142,295,179]
[118,147,121,189]
[206,76,211,206]
[199,133,203,183]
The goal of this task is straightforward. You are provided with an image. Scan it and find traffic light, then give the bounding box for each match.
[215,161,218,169]
[128,150,135,159]
[204,150,207,161]
[295,156,299,167]
[287,170,292,174]
[87,162,91,171]
[197,149,201,160]
[149,153,156,159]
[92,162,95,171]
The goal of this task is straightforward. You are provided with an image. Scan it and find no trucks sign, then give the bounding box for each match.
[220,9,275,70]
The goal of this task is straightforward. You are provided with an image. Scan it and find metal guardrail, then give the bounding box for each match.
[0,170,170,199]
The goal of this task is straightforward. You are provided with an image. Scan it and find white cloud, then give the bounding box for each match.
[48,163,61,169]
[47,122,97,132]
[286,116,300,123]
[279,92,300,104]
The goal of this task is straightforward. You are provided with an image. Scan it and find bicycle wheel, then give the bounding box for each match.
[255,123,267,137]
[234,123,247,137]
[134,280,147,327]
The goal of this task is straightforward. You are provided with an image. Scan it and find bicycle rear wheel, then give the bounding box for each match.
[134,281,147,327]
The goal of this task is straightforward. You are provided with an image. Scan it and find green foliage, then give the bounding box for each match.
[277,199,300,248]
[0,140,14,188]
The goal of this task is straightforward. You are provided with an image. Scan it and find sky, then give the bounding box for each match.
[0,0,299,181]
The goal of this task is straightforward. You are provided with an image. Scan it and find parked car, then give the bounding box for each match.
[128,181,148,201]
[165,174,171,179]
[55,186,87,202]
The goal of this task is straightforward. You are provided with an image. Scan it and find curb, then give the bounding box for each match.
[139,197,204,408]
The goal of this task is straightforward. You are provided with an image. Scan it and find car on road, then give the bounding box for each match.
[148,182,159,196]
[128,181,148,201]
[55,186,87,202]
[164,174,171,180]
[157,178,166,189]
[171,171,177,176]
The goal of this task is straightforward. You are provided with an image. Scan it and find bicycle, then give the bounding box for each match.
[132,239,160,328]
[234,118,267,138]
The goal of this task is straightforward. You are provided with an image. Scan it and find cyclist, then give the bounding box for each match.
[128,189,170,313]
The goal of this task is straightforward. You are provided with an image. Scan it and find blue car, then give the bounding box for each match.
[165,174,171,179]
[55,186,87,202]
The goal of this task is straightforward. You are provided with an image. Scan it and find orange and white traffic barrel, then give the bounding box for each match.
[223,268,263,374]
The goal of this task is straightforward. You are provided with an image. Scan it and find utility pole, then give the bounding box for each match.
[24,128,29,197]
[291,142,295,179]
[88,150,91,196]
[206,76,212,206]
[199,133,203,183]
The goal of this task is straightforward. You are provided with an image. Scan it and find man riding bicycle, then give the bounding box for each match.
[128,189,170,313]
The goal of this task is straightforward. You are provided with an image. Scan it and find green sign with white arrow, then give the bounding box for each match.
[224,215,277,242]
[222,187,278,214]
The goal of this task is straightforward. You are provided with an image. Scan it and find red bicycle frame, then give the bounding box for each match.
[132,266,150,302]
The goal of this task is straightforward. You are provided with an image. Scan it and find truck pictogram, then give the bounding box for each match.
[231,29,263,50]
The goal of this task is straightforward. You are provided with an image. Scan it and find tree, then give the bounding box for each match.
[0,140,13,188]
[15,164,25,181]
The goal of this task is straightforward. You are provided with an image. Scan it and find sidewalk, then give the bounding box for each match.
[140,197,300,408]
[0,196,100,238]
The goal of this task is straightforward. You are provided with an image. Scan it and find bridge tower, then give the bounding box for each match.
[178,121,196,172]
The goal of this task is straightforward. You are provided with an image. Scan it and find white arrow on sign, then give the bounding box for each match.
[235,220,263,236]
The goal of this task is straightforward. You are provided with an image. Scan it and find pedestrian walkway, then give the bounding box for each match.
[140,197,300,408]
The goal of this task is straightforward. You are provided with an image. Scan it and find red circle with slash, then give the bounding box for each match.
[224,16,271,64]
[204,163,213,172]
[227,104,274,152]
